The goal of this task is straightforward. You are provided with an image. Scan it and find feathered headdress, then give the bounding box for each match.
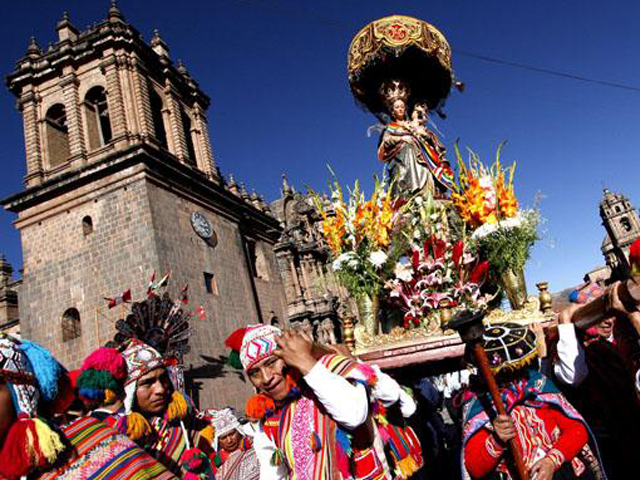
[0,335,69,479]
[113,292,192,362]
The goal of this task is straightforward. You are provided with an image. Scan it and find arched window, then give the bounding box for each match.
[61,308,81,342]
[149,87,168,148]
[45,104,70,167]
[180,107,197,164]
[84,86,112,149]
[82,216,93,236]
[621,217,632,232]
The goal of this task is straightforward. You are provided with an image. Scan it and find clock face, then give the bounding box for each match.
[191,212,212,239]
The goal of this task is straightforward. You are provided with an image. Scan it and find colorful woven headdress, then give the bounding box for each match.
[482,322,538,374]
[0,334,68,479]
[206,407,244,450]
[76,346,128,408]
[121,339,165,414]
[225,324,281,371]
[116,339,190,441]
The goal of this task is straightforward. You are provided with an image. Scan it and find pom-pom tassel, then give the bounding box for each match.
[199,424,215,445]
[180,447,213,479]
[395,455,420,479]
[166,391,189,422]
[0,415,64,479]
[271,449,284,466]
[245,394,275,421]
[117,412,152,441]
[335,427,352,477]
[32,417,65,463]
[310,432,322,452]
[226,350,243,370]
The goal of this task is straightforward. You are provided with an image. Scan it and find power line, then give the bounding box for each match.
[228,0,640,95]
[457,50,640,93]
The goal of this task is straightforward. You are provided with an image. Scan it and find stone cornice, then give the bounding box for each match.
[6,19,210,109]
[1,143,281,240]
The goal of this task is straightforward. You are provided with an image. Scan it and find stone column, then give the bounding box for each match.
[101,55,128,141]
[19,91,43,187]
[191,102,217,179]
[288,256,303,298]
[60,74,86,162]
[299,257,312,298]
[164,83,187,161]
[131,59,154,141]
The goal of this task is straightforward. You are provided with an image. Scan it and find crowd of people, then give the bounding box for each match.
[1,276,639,480]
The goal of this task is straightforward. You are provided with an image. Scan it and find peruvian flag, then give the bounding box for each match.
[105,289,131,309]
[180,284,189,305]
[146,271,156,297]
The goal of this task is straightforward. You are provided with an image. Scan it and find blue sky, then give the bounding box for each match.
[1,0,639,293]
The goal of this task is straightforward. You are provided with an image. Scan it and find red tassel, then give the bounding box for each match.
[225,327,247,352]
[0,416,41,479]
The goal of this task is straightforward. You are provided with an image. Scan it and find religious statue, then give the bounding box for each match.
[377,79,454,198]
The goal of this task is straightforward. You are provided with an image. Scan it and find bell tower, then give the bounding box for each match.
[600,188,640,279]
[2,3,285,409]
[7,3,218,188]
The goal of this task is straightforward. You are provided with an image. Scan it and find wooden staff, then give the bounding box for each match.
[572,276,640,329]
[450,311,529,480]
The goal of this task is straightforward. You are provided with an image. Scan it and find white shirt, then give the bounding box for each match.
[553,323,588,386]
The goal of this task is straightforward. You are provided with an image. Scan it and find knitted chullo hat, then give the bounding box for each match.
[225,324,281,371]
[77,347,128,409]
[0,334,68,480]
[117,339,189,441]
[209,407,244,451]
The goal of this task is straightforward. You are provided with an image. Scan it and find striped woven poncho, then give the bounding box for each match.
[38,416,174,479]
[262,354,390,480]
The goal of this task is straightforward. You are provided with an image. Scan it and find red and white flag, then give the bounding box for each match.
[104,289,131,309]
[180,284,189,305]
[146,271,156,297]
[195,306,206,320]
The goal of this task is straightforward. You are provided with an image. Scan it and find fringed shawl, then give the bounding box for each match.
[38,416,173,479]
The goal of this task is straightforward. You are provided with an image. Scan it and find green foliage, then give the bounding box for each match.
[474,209,540,278]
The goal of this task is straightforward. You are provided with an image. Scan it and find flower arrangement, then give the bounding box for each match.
[452,142,519,229]
[312,174,402,298]
[386,236,490,328]
[451,143,539,309]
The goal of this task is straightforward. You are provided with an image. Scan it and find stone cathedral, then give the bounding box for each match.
[1,4,292,408]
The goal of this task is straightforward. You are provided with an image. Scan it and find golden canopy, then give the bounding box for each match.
[348,15,454,118]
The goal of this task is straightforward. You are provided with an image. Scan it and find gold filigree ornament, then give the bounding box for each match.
[348,15,454,118]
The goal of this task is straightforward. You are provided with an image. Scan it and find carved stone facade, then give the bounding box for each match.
[270,176,355,344]
[0,256,20,335]
[1,5,286,409]
[600,189,640,280]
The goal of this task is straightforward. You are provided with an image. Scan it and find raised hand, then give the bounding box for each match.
[273,330,317,375]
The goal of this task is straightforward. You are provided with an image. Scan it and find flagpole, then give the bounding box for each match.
[95,307,100,346]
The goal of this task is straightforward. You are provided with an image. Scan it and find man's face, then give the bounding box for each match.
[218,429,242,453]
[135,367,171,415]
[595,316,615,338]
[0,381,16,448]
[247,355,289,402]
